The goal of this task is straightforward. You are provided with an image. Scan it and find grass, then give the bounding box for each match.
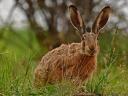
[0,27,128,95]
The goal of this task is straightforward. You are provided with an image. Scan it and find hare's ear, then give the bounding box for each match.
[68,5,85,33]
[92,6,111,34]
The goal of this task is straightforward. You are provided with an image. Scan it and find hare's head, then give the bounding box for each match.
[68,5,111,56]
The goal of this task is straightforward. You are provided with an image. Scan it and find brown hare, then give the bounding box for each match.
[34,5,111,87]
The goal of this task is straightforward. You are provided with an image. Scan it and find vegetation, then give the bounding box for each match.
[0,27,128,96]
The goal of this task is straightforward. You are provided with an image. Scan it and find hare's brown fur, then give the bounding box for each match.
[34,43,98,86]
[34,5,111,87]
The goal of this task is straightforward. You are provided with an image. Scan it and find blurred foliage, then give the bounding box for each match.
[2,0,128,49]
[0,27,48,59]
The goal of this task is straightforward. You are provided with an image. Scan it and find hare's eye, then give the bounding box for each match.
[83,35,87,38]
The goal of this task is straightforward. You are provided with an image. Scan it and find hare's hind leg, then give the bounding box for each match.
[34,67,49,87]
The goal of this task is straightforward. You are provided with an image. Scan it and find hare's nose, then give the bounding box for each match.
[89,46,95,51]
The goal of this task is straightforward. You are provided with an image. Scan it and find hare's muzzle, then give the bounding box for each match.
[88,47,97,56]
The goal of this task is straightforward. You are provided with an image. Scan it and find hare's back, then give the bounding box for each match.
[40,44,69,65]
[39,43,81,66]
